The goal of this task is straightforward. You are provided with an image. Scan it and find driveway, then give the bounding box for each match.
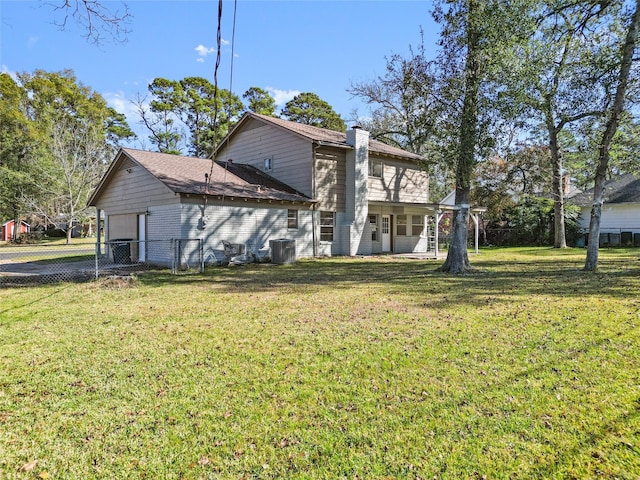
[0,244,144,285]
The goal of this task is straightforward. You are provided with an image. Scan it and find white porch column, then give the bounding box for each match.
[471,212,479,254]
[435,211,444,258]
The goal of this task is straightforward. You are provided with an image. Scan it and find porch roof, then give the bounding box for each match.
[368,200,487,214]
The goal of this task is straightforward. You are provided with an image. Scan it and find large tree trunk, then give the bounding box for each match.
[548,126,567,248]
[11,204,19,242]
[438,0,481,274]
[438,187,472,273]
[584,0,640,271]
[584,173,606,270]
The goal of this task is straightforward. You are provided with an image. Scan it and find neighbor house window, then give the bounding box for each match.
[320,211,335,242]
[369,214,379,241]
[396,215,407,236]
[287,209,298,229]
[264,157,273,171]
[369,160,383,178]
[412,215,424,236]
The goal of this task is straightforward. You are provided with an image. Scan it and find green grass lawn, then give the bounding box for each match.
[1,248,639,479]
[0,238,96,248]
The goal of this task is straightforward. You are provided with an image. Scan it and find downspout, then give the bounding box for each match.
[312,143,319,257]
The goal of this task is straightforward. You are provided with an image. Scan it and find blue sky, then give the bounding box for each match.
[1,0,439,147]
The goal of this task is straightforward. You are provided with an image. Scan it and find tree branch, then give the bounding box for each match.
[46,0,132,44]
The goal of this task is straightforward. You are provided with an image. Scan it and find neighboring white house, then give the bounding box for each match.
[88,113,445,265]
[569,174,640,246]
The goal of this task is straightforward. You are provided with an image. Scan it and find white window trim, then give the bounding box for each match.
[287,209,298,230]
[369,160,383,178]
[411,215,424,237]
[319,211,335,243]
[396,214,408,236]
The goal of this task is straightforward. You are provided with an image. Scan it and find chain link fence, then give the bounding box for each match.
[0,238,206,286]
[96,239,205,276]
[0,242,97,286]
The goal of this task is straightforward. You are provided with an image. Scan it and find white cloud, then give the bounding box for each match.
[195,44,216,61]
[1,65,17,80]
[27,36,39,48]
[194,40,233,62]
[104,89,144,144]
[266,87,301,107]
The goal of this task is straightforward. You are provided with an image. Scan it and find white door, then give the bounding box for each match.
[138,214,146,262]
[381,215,391,251]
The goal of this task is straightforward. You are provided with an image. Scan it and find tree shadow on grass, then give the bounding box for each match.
[0,284,72,316]
[134,255,640,306]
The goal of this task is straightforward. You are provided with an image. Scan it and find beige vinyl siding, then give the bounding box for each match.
[144,204,182,266]
[94,164,178,214]
[314,148,346,212]
[147,204,182,241]
[106,213,137,240]
[179,201,315,258]
[367,156,429,204]
[216,121,314,196]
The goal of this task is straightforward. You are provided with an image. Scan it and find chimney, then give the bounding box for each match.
[562,175,571,196]
[344,125,370,255]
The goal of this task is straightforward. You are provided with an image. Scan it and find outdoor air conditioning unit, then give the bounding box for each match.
[270,239,296,264]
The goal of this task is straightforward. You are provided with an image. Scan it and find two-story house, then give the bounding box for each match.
[88,112,439,264]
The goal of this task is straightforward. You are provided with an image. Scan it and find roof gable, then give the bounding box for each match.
[217,112,425,162]
[2,220,29,227]
[89,148,314,206]
[570,174,640,206]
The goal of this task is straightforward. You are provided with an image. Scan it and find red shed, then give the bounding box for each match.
[1,220,30,241]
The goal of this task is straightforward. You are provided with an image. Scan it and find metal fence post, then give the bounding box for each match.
[200,239,204,273]
[95,240,99,279]
[171,238,176,274]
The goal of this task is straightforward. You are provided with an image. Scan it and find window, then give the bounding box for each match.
[382,216,390,235]
[412,215,424,236]
[287,209,298,229]
[320,211,335,242]
[369,160,383,178]
[396,215,407,236]
[369,214,379,241]
[264,157,273,171]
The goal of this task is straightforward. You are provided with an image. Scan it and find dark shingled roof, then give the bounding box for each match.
[110,148,313,203]
[570,174,640,206]
[220,112,425,162]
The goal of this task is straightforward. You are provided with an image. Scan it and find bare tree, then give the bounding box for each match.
[46,0,132,44]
